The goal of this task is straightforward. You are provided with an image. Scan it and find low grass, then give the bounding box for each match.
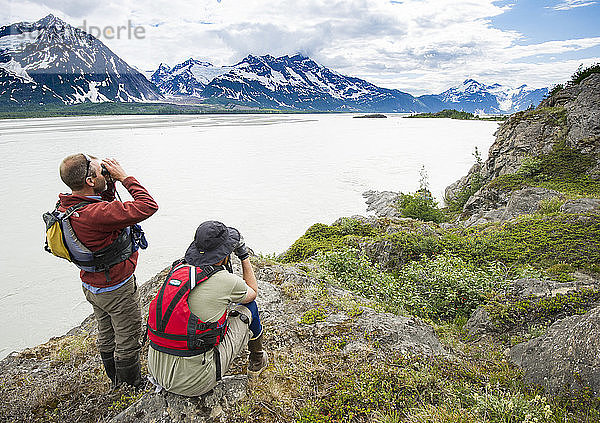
[235,316,600,422]
[0,332,150,423]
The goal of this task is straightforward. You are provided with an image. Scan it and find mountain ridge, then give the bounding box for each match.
[151,55,548,113]
[0,15,548,113]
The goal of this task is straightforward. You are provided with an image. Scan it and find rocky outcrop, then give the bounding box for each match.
[107,264,446,422]
[362,190,402,218]
[544,74,600,156]
[0,257,445,423]
[445,73,600,220]
[463,187,563,227]
[112,376,248,422]
[509,304,600,396]
[561,198,600,214]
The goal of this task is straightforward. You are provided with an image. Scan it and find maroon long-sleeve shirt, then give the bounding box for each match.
[58,176,159,288]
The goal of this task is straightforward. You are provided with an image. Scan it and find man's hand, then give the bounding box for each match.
[234,235,250,261]
[101,158,129,183]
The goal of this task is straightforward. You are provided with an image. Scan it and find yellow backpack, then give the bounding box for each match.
[43,201,90,261]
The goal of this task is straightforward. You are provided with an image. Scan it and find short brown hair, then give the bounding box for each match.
[59,154,97,191]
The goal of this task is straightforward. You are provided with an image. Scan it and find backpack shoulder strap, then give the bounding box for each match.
[193,265,225,288]
[62,201,92,219]
[158,266,194,332]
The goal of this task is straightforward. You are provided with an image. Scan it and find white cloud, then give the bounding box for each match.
[0,0,598,94]
[551,0,597,11]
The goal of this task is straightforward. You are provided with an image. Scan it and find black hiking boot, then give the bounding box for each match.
[115,354,144,388]
[100,351,117,388]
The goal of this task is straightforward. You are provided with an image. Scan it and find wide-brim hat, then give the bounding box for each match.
[184,220,240,267]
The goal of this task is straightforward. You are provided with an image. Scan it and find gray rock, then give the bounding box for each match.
[562,74,600,156]
[509,304,600,396]
[465,307,496,337]
[463,208,507,227]
[462,187,562,226]
[111,375,248,423]
[462,187,507,218]
[348,307,445,357]
[362,190,402,218]
[510,278,552,298]
[561,198,600,214]
[501,187,563,220]
[510,277,600,299]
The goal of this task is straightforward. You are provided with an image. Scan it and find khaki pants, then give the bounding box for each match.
[216,305,252,377]
[83,276,142,360]
[147,304,252,397]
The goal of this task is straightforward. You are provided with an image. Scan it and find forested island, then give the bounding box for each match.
[406,108,507,120]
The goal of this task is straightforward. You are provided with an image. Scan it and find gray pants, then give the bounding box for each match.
[83,276,142,360]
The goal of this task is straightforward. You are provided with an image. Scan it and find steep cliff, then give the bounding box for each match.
[445,73,600,225]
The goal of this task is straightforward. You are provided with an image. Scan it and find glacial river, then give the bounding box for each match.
[0,113,498,359]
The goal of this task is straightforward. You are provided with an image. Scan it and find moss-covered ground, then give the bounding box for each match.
[246,203,600,422]
[236,306,600,423]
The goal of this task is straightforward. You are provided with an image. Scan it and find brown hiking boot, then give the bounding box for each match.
[247,333,268,377]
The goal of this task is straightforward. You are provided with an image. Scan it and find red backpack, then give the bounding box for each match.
[147,260,228,356]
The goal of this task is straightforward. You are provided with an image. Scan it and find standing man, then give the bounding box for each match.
[56,153,158,387]
[147,221,268,397]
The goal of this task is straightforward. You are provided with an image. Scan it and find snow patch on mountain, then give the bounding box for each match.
[0,59,34,83]
[433,79,548,114]
[0,14,161,105]
[150,58,232,97]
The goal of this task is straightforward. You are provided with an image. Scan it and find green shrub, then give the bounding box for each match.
[397,190,446,223]
[486,289,600,333]
[547,83,564,97]
[538,197,564,215]
[280,220,382,263]
[490,140,600,196]
[337,217,377,236]
[442,214,600,272]
[394,254,507,320]
[300,308,327,325]
[546,263,575,282]
[570,63,600,85]
[446,147,485,213]
[318,249,507,320]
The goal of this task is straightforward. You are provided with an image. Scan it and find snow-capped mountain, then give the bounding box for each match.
[0,14,161,105]
[151,56,548,113]
[150,59,232,97]
[0,15,548,113]
[151,54,429,112]
[418,79,548,114]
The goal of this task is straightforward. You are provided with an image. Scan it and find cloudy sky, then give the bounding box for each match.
[2,0,599,95]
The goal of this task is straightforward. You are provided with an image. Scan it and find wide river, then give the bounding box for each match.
[0,113,498,359]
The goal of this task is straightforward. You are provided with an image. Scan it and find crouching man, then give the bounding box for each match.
[147,221,268,396]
